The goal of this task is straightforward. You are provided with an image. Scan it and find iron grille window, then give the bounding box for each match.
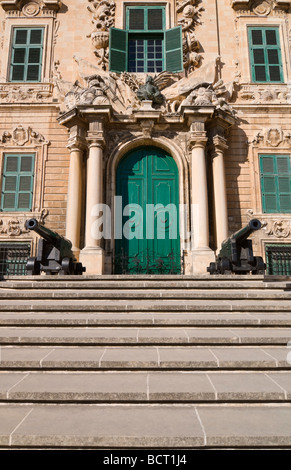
[0,243,31,276]
[266,244,291,276]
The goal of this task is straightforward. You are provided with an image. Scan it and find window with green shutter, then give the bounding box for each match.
[260,155,291,213]
[1,154,35,212]
[109,6,182,73]
[248,27,283,83]
[10,28,44,82]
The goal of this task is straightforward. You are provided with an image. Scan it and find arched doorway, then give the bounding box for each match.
[115,146,180,274]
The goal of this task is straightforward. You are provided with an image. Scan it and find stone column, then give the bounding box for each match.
[189,122,215,274]
[65,138,85,254]
[211,135,229,250]
[79,120,105,274]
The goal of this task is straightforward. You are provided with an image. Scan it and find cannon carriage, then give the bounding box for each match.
[207,219,266,275]
[25,218,85,275]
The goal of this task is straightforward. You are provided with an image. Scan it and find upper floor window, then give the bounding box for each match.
[10,28,44,82]
[248,27,283,83]
[260,154,291,213]
[109,6,182,74]
[1,154,35,211]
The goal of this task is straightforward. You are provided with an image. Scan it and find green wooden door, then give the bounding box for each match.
[115,147,180,274]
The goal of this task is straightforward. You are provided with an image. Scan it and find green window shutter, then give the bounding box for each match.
[109,28,128,73]
[1,154,34,212]
[128,9,145,30]
[10,28,43,82]
[165,26,183,73]
[260,155,291,213]
[248,27,283,83]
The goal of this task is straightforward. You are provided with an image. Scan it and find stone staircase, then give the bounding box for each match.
[0,274,291,449]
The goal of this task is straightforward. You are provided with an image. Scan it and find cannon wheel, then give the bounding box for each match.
[253,256,266,275]
[61,257,74,275]
[26,257,41,275]
[219,257,232,274]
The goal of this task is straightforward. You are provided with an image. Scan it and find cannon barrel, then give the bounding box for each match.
[25,218,72,249]
[222,218,262,246]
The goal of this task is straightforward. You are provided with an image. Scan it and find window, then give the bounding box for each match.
[265,244,291,276]
[109,6,182,73]
[1,154,35,211]
[260,155,291,213]
[248,27,283,83]
[0,243,31,276]
[10,28,44,82]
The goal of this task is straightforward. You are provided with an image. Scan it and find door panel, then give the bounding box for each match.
[115,147,180,274]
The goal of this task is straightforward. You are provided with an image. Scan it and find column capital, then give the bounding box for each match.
[86,120,105,148]
[189,132,208,150]
[209,134,228,157]
[67,136,87,152]
[86,135,105,149]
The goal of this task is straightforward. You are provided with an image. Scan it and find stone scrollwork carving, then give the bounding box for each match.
[249,127,291,147]
[87,0,116,71]
[0,125,49,146]
[0,83,54,103]
[0,211,49,237]
[64,74,110,109]
[261,219,291,238]
[180,79,237,116]
[177,0,204,73]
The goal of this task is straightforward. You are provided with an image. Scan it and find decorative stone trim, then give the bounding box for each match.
[246,210,291,238]
[0,0,62,12]
[249,126,291,147]
[0,83,54,103]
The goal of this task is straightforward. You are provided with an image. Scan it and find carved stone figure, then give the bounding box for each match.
[136,76,164,106]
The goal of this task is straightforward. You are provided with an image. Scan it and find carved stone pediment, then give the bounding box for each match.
[0,0,62,12]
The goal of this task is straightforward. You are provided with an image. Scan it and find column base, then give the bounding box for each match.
[190,248,215,275]
[79,247,105,275]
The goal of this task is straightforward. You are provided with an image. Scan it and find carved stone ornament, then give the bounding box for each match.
[22,1,40,16]
[0,0,62,12]
[87,0,116,71]
[1,125,49,146]
[261,219,291,238]
[238,84,291,104]
[249,127,291,147]
[0,83,54,103]
[0,211,49,236]
[231,0,290,14]
[64,74,110,110]
[139,119,155,138]
[176,0,204,73]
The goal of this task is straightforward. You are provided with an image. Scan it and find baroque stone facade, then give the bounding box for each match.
[0,0,290,275]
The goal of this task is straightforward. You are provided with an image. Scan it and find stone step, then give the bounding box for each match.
[0,345,289,369]
[1,299,291,312]
[0,371,291,403]
[0,279,289,291]
[1,312,291,326]
[0,326,290,345]
[0,288,290,300]
[1,403,291,448]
